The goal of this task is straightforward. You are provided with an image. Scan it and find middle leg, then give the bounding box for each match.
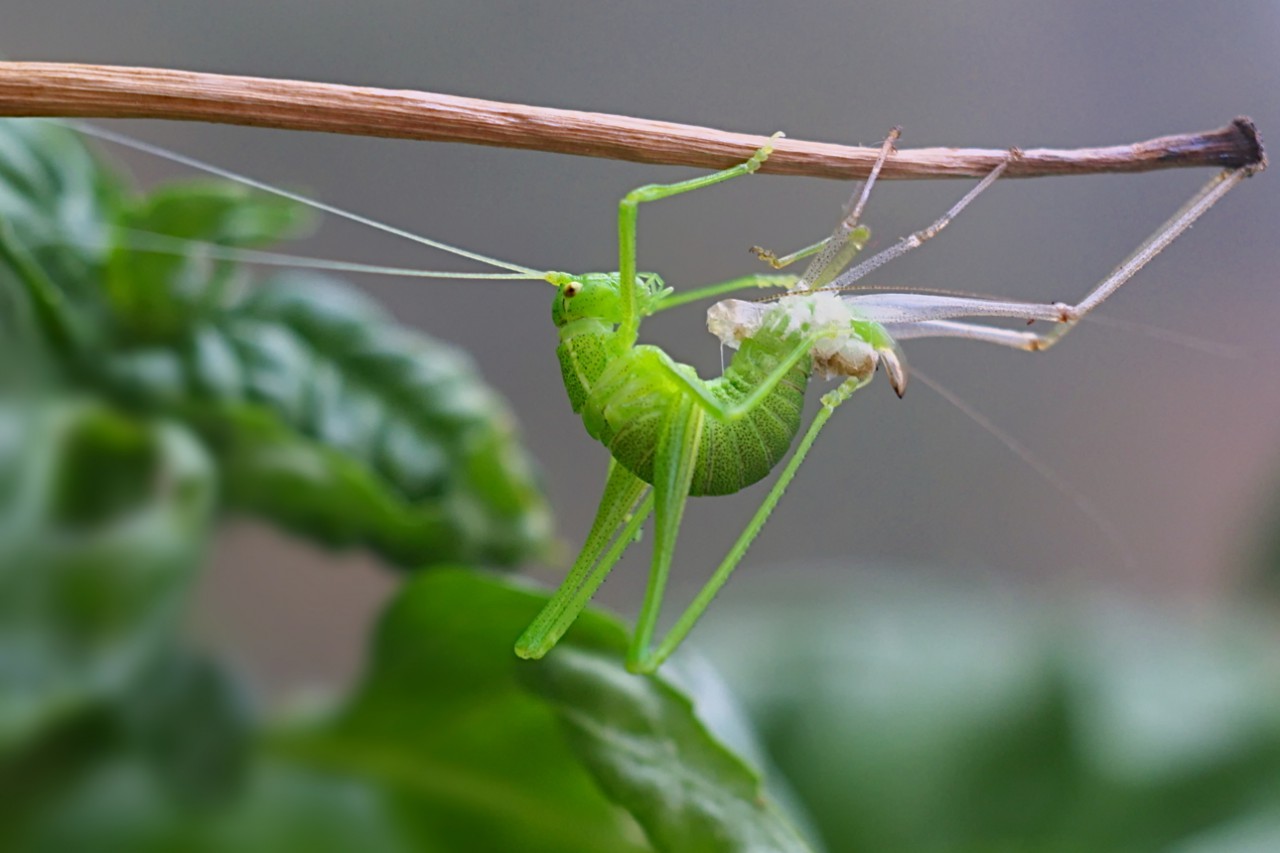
[751,127,901,289]
[825,152,1015,290]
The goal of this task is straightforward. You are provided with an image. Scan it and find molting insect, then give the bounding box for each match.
[71,122,1260,674]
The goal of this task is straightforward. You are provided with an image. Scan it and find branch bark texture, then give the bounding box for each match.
[0,62,1265,181]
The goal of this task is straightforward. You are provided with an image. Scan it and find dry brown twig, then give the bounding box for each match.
[0,62,1265,180]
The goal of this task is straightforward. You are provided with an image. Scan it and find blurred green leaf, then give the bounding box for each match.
[96,270,552,567]
[177,273,550,568]
[0,401,216,754]
[115,650,254,810]
[11,571,805,852]
[6,755,419,853]
[0,650,257,850]
[277,569,808,852]
[0,119,122,380]
[104,181,309,341]
[701,571,1280,853]
[199,403,467,564]
[0,118,551,568]
[0,119,121,313]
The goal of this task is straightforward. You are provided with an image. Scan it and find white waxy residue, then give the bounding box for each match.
[707,293,880,381]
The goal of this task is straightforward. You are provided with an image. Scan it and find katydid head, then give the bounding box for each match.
[548,272,670,328]
[549,272,625,327]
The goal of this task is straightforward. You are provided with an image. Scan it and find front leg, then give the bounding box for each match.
[615,134,782,339]
[751,127,898,288]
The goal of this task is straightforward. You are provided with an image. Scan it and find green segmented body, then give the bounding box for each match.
[557,315,809,497]
[523,138,892,674]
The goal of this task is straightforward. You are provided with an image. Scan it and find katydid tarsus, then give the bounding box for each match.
[70,121,1257,674]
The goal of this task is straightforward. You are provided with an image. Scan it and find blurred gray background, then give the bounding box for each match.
[9,1,1279,695]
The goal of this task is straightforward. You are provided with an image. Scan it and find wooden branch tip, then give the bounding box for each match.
[0,61,1265,181]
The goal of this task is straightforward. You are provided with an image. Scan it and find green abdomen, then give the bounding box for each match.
[558,330,809,497]
[690,337,809,495]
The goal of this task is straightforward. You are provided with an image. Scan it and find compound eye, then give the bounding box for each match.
[562,281,582,298]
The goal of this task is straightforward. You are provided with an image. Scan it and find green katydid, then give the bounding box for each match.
[71,122,1256,674]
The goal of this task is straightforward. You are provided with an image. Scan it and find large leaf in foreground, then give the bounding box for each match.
[524,647,813,853]
[279,569,810,852]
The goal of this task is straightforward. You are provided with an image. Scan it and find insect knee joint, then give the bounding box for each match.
[1053,302,1078,322]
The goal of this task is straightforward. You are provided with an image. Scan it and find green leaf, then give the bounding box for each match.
[0,118,551,568]
[523,648,813,853]
[105,180,309,341]
[0,119,121,300]
[214,273,549,566]
[120,271,551,567]
[0,119,123,375]
[0,650,258,850]
[5,755,420,853]
[0,400,216,754]
[277,570,809,852]
[113,650,255,810]
[199,403,469,565]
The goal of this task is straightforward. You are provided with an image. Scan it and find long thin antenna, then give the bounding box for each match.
[826,157,1012,290]
[101,229,544,280]
[67,120,544,276]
